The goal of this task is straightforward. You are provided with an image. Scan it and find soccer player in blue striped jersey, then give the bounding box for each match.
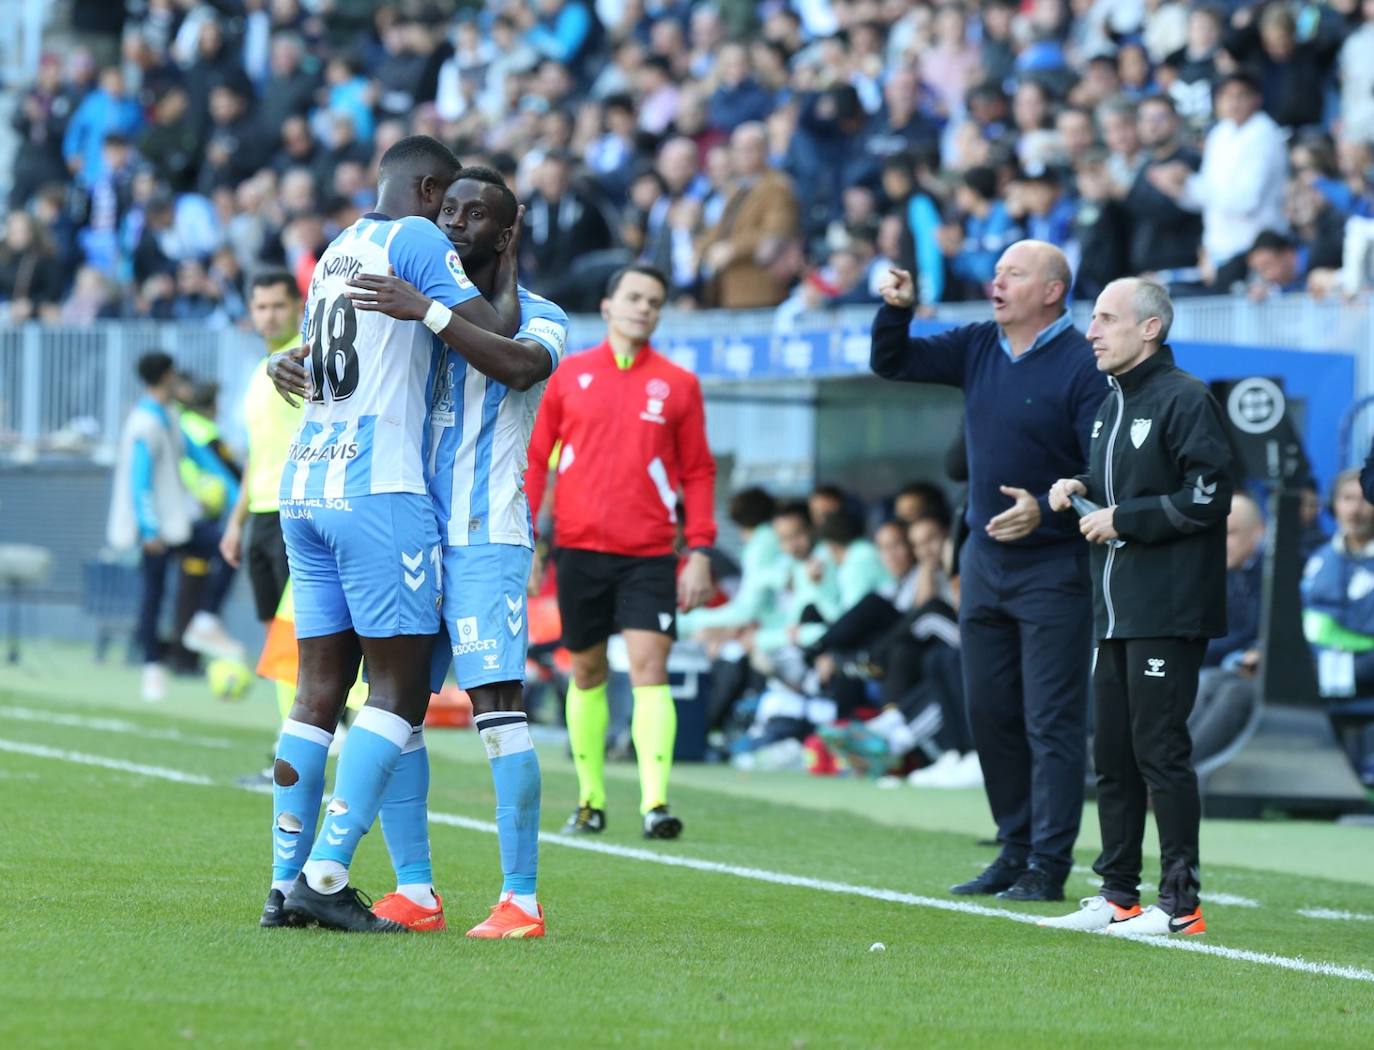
[261,137,525,933]
[345,167,568,937]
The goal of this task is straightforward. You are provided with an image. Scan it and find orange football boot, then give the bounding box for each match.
[466,893,546,939]
[371,892,446,932]
[1167,906,1207,935]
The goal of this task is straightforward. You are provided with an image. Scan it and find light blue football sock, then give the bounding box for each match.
[304,706,410,891]
[474,711,541,899]
[379,726,433,889]
[271,719,332,886]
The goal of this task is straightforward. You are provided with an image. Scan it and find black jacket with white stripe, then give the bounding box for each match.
[1072,346,1235,641]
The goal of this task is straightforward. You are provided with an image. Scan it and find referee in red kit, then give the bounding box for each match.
[1041,278,1233,937]
[525,264,717,840]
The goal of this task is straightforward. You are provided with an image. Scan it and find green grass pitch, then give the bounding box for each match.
[2,644,1373,1049]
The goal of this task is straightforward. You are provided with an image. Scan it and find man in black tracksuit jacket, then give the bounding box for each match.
[1046,277,1233,937]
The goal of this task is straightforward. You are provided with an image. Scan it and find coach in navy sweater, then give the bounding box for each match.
[870,240,1103,901]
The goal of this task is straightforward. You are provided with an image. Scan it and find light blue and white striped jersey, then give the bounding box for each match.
[426,286,570,547]
[280,213,480,502]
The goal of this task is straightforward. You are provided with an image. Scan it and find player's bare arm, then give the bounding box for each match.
[347,271,551,391]
[219,451,252,568]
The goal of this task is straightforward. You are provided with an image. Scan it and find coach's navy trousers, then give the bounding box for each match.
[958,534,1091,882]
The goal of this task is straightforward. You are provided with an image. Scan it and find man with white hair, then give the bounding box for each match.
[872,240,1102,902]
[1046,278,1234,936]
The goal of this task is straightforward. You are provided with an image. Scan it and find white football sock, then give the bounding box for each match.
[510,892,539,916]
[397,883,437,909]
[271,879,294,896]
[302,859,348,894]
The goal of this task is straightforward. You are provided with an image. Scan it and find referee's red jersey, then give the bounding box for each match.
[525,341,717,558]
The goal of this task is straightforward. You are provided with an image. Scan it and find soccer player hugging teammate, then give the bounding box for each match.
[525,264,718,840]
[1041,278,1233,937]
[260,136,528,933]
[345,167,569,937]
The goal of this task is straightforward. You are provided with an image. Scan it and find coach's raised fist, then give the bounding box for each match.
[878,268,915,309]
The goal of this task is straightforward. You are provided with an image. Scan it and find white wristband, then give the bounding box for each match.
[422,300,453,334]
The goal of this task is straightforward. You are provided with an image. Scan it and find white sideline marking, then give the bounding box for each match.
[1299,908,1374,922]
[0,705,234,749]
[1205,892,1262,909]
[9,738,1374,985]
[0,738,215,785]
[429,813,1374,983]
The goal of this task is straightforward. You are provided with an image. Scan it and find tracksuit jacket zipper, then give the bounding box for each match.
[1102,376,1124,639]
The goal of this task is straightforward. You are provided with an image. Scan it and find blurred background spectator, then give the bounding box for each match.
[11,0,1374,317]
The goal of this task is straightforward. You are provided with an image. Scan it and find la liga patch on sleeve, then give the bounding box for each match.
[445,250,473,290]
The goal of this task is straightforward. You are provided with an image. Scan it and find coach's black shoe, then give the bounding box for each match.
[259,888,308,928]
[561,805,606,835]
[950,858,1026,896]
[996,866,1065,902]
[642,805,683,840]
[282,878,407,933]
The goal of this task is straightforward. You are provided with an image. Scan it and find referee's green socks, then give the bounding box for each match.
[631,684,676,815]
[566,680,609,809]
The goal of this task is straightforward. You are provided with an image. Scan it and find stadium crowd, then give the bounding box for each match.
[10,0,1374,325]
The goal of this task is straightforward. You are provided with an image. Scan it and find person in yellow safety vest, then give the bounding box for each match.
[220,272,310,782]
[179,381,242,519]
[172,377,244,667]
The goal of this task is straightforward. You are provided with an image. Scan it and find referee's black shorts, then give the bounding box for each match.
[246,511,290,622]
[554,548,678,652]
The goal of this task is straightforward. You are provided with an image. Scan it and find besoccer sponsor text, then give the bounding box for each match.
[452,615,498,657]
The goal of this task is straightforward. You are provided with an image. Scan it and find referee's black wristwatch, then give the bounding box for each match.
[689,546,714,558]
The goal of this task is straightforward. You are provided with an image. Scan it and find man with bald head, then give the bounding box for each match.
[1045,277,1233,936]
[698,121,800,308]
[872,240,1102,902]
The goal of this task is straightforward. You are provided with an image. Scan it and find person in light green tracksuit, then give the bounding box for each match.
[679,486,788,643]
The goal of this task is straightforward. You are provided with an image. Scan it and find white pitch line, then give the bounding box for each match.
[1205,892,1262,909]
[430,811,1046,925]
[0,705,234,749]
[439,813,1374,982]
[8,739,1374,985]
[0,738,216,785]
[1299,908,1374,922]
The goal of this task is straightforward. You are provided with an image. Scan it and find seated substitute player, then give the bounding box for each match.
[342,167,570,937]
[1041,278,1232,937]
[525,264,718,839]
[261,136,523,933]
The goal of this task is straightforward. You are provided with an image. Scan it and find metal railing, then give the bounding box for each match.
[1,295,1370,463]
[0,322,262,457]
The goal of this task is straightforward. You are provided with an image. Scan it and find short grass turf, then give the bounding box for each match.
[1,646,1373,1049]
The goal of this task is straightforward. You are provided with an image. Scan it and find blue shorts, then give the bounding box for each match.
[281,492,442,639]
[442,543,532,689]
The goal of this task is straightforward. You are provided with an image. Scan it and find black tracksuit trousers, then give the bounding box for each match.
[1092,637,1207,915]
